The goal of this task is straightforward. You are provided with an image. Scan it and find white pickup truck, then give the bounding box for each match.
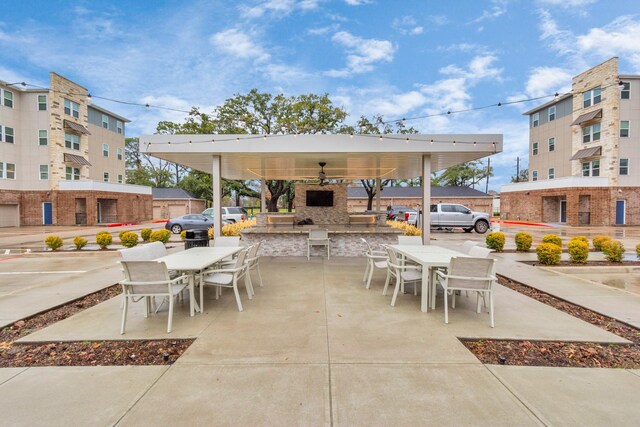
[202,207,247,223]
[405,203,491,234]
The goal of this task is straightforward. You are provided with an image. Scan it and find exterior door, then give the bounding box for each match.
[97,202,102,223]
[615,200,625,225]
[560,200,567,223]
[42,202,52,225]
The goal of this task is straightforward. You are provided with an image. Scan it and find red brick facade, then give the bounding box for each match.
[0,190,152,226]
[501,187,640,226]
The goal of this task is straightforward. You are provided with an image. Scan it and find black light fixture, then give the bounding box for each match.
[318,162,327,186]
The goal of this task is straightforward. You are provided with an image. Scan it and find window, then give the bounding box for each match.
[532,142,538,155]
[620,120,630,137]
[102,143,109,157]
[548,137,555,152]
[621,82,630,99]
[532,170,538,181]
[548,168,555,179]
[619,158,629,176]
[39,164,49,180]
[118,174,123,184]
[3,126,14,143]
[582,123,601,143]
[38,130,48,145]
[103,172,109,182]
[65,133,80,150]
[582,160,600,177]
[1,162,16,179]
[102,114,109,129]
[532,112,539,127]
[38,95,47,111]
[583,86,601,108]
[65,166,80,180]
[3,89,13,107]
[117,147,123,160]
[548,106,556,121]
[64,99,79,118]
[116,120,123,134]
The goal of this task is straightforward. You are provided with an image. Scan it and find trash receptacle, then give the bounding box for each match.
[185,229,210,249]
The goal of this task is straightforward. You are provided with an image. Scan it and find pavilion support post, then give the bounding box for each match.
[375,178,381,212]
[422,155,431,245]
[212,155,222,238]
[261,181,267,213]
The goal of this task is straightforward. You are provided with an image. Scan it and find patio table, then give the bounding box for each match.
[155,246,243,316]
[389,245,467,313]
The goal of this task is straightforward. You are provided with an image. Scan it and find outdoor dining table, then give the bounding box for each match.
[155,246,243,316]
[389,244,467,313]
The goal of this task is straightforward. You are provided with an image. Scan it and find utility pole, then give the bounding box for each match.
[516,157,520,182]
[485,158,490,193]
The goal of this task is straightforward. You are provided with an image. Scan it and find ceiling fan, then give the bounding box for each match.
[318,162,327,185]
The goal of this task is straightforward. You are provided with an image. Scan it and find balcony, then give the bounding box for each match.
[59,180,152,195]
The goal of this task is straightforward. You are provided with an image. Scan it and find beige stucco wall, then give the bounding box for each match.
[87,123,126,183]
[528,113,573,180]
[618,76,640,186]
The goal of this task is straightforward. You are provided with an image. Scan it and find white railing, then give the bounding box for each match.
[59,180,152,195]
[500,176,609,193]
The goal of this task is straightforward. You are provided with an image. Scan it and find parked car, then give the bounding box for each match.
[426,203,490,233]
[202,207,247,223]
[386,205,416,221]
[165,214,224,234]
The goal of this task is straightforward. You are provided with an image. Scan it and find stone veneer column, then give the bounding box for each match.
[570,57,620,185]
[48,72,90,190]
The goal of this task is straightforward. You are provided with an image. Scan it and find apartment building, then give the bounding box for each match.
[501,57,640,226]
[0,72,152,226]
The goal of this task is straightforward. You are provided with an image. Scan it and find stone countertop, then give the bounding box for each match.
[241,225,403,234]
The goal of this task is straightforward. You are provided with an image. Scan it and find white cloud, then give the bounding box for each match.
[393,16,424,36]
[439,55,502,81]
[470,0,509,24]
[577,16,640,71]
[536,0,595,6]
[344,0,371,5]
[525,67,572,97]
[240,0,321,18]
[326,31,395,76]
[209,29,271,62]
[307,24,340,35]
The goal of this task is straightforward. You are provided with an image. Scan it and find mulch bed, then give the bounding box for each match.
[0,285,194,367]
[461,275,640,368]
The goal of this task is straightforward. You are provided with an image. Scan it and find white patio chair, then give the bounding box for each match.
[200,248,250,312]
[307,229,330,260]
[214,236,241,247]
[147,241,169,258]
[383,245,422,307]
[246,240,264,289]
[468,246,493,258]
[461,240,479,254]
[119,260,188,334]
[434,256,497,327]
[361,238,388,289]
[397,236,423,245]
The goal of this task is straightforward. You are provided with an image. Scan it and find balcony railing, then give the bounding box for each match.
[59,180,151,195]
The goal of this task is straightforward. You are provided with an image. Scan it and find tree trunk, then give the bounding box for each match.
[367,196,374,211]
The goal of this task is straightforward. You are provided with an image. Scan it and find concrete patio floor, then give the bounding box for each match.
[2,250,640,426]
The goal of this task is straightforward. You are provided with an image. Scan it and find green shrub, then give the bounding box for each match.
[567,240,589,264]
[180,230,187,240]
[593,235,612,251]
[208,227,214,240]
[515,232,532,252]
[120,232,139,248]
[96,232,112,249]
[485,231,505,252]
[45,235,63,251]
[542,234,562,248]
[636,243,640,259]
[602,240,625,263]
[140,228,152,242]
[118,230,128,241]
[571,236,589,247]
[536,243,562,265]
[150,229,171,244]
[73,236,88,250]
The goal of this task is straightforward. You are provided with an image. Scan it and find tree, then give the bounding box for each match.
[433,160,493,188]
[338,115,418,210]
[125,137,179,187]
[511,168,529,183]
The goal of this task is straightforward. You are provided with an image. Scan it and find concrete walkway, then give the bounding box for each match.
[2,252,640,426]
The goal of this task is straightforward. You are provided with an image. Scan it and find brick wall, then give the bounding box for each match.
[295,183,349,224]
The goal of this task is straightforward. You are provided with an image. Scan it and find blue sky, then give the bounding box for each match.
[2,0,640,190]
